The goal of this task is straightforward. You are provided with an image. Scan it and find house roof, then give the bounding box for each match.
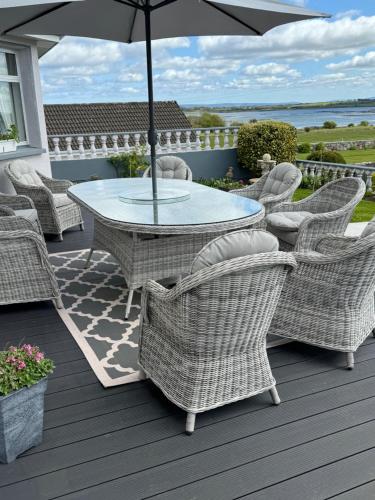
[44,101,192,137]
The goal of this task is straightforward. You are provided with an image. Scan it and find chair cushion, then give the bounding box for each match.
[53,194,73,208]
[9,160,44,186]
[155,156,190,180]
[266,211,312,231]
[191,229,279,273]
[361,217,375,238]
[15,209,38,222]
[267,227,298,247]
[261,163,300,198]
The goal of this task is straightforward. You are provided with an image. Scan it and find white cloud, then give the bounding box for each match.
[41,39,122,67]
[156,69,202,82]
[198,16,375,62]
[119,72,144,82]
[244,62,300,78]
[335,10,362,20]
[121,87,140,94]
[327,51,375,71]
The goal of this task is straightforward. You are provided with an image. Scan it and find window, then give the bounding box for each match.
[0,50,26,143]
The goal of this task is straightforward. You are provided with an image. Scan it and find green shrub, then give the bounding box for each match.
[304,127,311,133]
[108,150,149,178]
[189,112,225,128]
[237,121,297,177]
[360,121,369,127]
[348,123,355,127]
[323,121,337,129]
[0,124,19,142]
[315,142,325,151]
[297,142,311,153]
[195,177,246,191]
[307,150,346,164]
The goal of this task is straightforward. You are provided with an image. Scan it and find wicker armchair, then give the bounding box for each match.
[0,215,62,308]
[5,160,83,241]
[0,193,42,235]
[265,177,365,251]
[139,229,297,434]
[268,230,375,369]
[143,155,193,181]
[230,163,302,222]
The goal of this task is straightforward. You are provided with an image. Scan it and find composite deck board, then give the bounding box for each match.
[0,211,374,499]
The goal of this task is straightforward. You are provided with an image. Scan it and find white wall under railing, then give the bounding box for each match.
[48,127,239,161]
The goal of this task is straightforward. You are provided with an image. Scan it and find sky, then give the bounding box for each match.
[40,0,375,105]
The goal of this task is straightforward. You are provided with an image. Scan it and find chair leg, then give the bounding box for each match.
[125,289,134,320]
[186,413,196,435]
[372,329,375,338]
[269,386,281,405]
[346,352,354,370]
[57,233,63,242]
[79,222,84,231]
[54,296,64,309]
[85,249,94,269]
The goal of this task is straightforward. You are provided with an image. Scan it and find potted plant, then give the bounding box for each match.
[0,345,54,463]
[108,148,150,178]
[0,124,19,153]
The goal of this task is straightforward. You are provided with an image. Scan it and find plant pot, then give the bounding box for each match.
[0,139,17,153]
[0,378,48,463]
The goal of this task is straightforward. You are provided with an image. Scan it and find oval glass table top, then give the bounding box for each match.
[68,178,264,233]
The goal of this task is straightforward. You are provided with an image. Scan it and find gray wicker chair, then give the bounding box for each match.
[0,215,62,308]
[265,177,366,251]
[268,225,375,369]
[0,193,42,235]
[230,163,302,221]
[5,160,83,241]
[143,155,193,181]
[139,229,297,434]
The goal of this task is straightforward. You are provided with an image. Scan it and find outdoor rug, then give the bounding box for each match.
[50,249,289,388]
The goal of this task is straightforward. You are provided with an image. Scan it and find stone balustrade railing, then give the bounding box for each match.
[296,159,375,190]
[48,127,239,161]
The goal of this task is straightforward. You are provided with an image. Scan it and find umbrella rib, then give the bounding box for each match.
[128,5,138,42]
[151,0,179,11]
[3,1,72,35]
[203,0,262,36]
[113,0,144,10]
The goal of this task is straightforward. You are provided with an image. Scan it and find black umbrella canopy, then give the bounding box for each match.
[0,0,328,202]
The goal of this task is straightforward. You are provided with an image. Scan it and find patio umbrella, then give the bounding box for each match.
[0,0,328,202]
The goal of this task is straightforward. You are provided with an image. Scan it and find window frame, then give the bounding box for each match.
[0,47,28,146]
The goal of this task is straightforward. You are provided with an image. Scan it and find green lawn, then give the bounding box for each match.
[297,126,375,144]
[297,148,375,164]
[293,188,375,223]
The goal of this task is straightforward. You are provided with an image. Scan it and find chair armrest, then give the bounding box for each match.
[314,234,359,254]
[38,172,73,193]
[0,205,15,216]
[230,184,263,200]
[0,215,37,232]
[0,194,35,210]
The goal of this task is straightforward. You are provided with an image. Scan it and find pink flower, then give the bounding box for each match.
[9,346,17,353]
[17,360,26,370]
[21,344,34,356]
[34,352,44,363]
[6,356,16,365]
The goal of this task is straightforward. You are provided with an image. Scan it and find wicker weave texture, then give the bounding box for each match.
[0,227,61,307]
[139,252,296,413]
[269,233,375,353]
[268,177,366,252]
[5,165,83,238]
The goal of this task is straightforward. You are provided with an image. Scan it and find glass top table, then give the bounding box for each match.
[68,178,264,234]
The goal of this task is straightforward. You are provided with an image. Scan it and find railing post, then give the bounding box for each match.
[214,129,220,149]
[65,136,73,159]
[195,130,201,150]
[100,135,108,157]
[175,131,181,152]
[134,133,141,152]
[233,128,238,148]
[185,130,192,151]
[78,136,85,159]
[89,136,97,158]
[156,132,162,153]
[204,130,211,150]
[165,131,172,153]
[52,137,61,161]
[112,135,119,154]
[224,129,229,148]
[124,134,130,152]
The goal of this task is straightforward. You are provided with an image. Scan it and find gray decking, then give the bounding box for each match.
[1,211,375,499]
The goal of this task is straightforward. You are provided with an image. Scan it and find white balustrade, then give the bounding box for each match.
[49,127,242,160]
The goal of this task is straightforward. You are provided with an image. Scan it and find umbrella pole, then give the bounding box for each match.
[144,2,158,200]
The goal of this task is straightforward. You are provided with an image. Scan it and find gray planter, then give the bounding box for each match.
[0,378,48,463]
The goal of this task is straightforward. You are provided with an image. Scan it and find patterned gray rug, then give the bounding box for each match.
[50,249,144,387]
[50,249,289,388]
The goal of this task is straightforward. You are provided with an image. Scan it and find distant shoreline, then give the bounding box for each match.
[183,99,375,114]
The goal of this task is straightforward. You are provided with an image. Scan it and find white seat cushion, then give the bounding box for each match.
[191,229,279,273]
[15,209,38,222]
[155,156,190,180]
[266,211,312,231]
[267,227,298,247]
[261,163,300,198]
[9,160,44,186]
[53,194,73,208]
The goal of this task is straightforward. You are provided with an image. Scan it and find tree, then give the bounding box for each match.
[323,121,337,129]
[189,112,225,128]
